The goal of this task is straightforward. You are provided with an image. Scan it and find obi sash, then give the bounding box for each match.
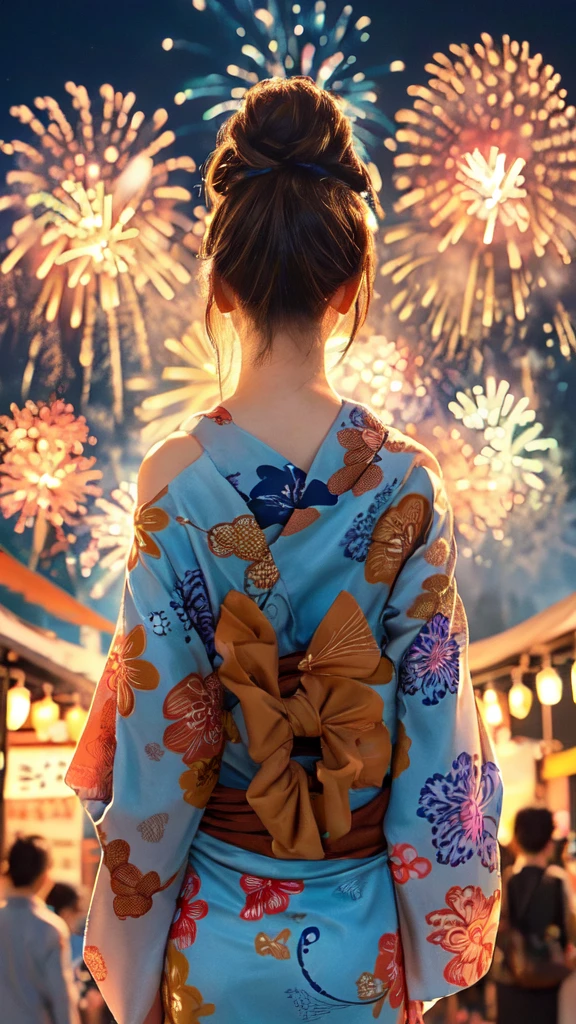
[205,589,393,860]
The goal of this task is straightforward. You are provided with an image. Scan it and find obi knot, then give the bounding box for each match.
[215,589,392,860]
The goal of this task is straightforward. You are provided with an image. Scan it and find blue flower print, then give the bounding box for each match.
[340,483,397,561]
[170,568,216,661]
[400,614,461,705]
[417,751,501,871]
[247,464,337,529]
[348,405,368,429]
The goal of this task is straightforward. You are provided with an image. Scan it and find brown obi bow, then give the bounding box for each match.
[215,590,392,860]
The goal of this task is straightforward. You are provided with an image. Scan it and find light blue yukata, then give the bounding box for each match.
[67,400,503,1024]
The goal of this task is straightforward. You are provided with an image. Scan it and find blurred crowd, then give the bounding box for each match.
[0,835,112,1024]
[0,808,575,1024]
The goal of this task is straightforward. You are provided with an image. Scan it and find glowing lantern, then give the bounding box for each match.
[31,684,60,741]
[6,671,31,731]
[508,680,533,720]
[65,694,88,743]
[508,666,533,721]
[571,659,576,705]
[483,684,503,727]
[536,655,563,706]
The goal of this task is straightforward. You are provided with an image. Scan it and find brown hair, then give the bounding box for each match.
[201,76,376,362]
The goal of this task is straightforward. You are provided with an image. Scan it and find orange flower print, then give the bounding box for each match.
[65,694,116,802]
[206,405,232,425]
[389,844,432,885]
[328,409,385,497]
[407,573,456,623]
[128,486,170,570]
[207,514,279,590]
[162,943,215,1024]
[373,931,405,1017]
[365,494,430,587]
[84,946,107,982]
[163,672,224,764]
[179,755,221,808]
[426,885,501,987]
[103,839,177,920]
[105,624,159,718]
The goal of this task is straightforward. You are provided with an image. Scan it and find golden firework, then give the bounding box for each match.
[0,83,197,418]
[137,321,239,443]
[327,332,430,426]
[408,421,510,547]
[449,375,559,499]
[381,33,576,361]
[80,480,136,599]
[0,399,102,567]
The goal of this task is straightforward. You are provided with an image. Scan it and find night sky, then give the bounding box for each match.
[3,1,576,151]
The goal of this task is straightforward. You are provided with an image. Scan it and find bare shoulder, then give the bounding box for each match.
[137,430,203,504]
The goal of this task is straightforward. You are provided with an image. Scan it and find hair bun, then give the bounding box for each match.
[211,76,368,193]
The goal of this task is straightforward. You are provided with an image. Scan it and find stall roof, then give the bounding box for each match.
[469,591,576,675]
[0,602,106,695]
[0,547,114,634]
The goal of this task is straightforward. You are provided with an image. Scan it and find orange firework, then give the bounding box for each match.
[382,33,576,362]
[0,398,101,568]
[0,83,197,418]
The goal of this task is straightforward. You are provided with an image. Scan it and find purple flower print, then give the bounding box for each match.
[417,751,501,872]
[400,614,461,705]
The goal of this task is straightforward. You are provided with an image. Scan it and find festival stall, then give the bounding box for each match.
[0,547,111,884]
[469,592,576,843]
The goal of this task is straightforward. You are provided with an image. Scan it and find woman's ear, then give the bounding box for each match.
[328,274,362,315]
[213,274,237,314]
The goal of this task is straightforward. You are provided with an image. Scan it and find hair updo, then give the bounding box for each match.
[201,76,376,361]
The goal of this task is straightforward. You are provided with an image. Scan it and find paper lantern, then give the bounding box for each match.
[483,684,503,726]
[536,656,563,706]
[6,671,31,731]
[65,694,88,743]
[31,683,60,741]
[571,659,576,705]
[508,678,533,720]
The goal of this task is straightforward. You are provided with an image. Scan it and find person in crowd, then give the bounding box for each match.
[493,807,576,1024]
[48,882,113,1024]
[0,835,80,1024]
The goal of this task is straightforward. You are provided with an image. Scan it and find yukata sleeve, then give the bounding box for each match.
[381,459,503,1004]
[66,486,226,1024]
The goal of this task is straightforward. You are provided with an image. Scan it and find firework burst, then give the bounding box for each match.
[381,33,576,362]
[0,399,101,567]
[448,375,559,496]
[0,82,198,418]
[163,0,404,158]
[327,331,431,426]
[136,321,238,443]
[79,480,136,599]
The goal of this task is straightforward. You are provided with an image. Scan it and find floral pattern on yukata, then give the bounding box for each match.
[426,885,501,986]
[170,568,216,659]
[239,876,305,921]
[399,613,462,705]
[163,672,224,763]
[417,752,501,871]
[340,483,398,561]
[328,408,385,497]
[169,865,208,951]
[162,943,215,1023]
[104,625,159,718]
[246,463,337,529]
